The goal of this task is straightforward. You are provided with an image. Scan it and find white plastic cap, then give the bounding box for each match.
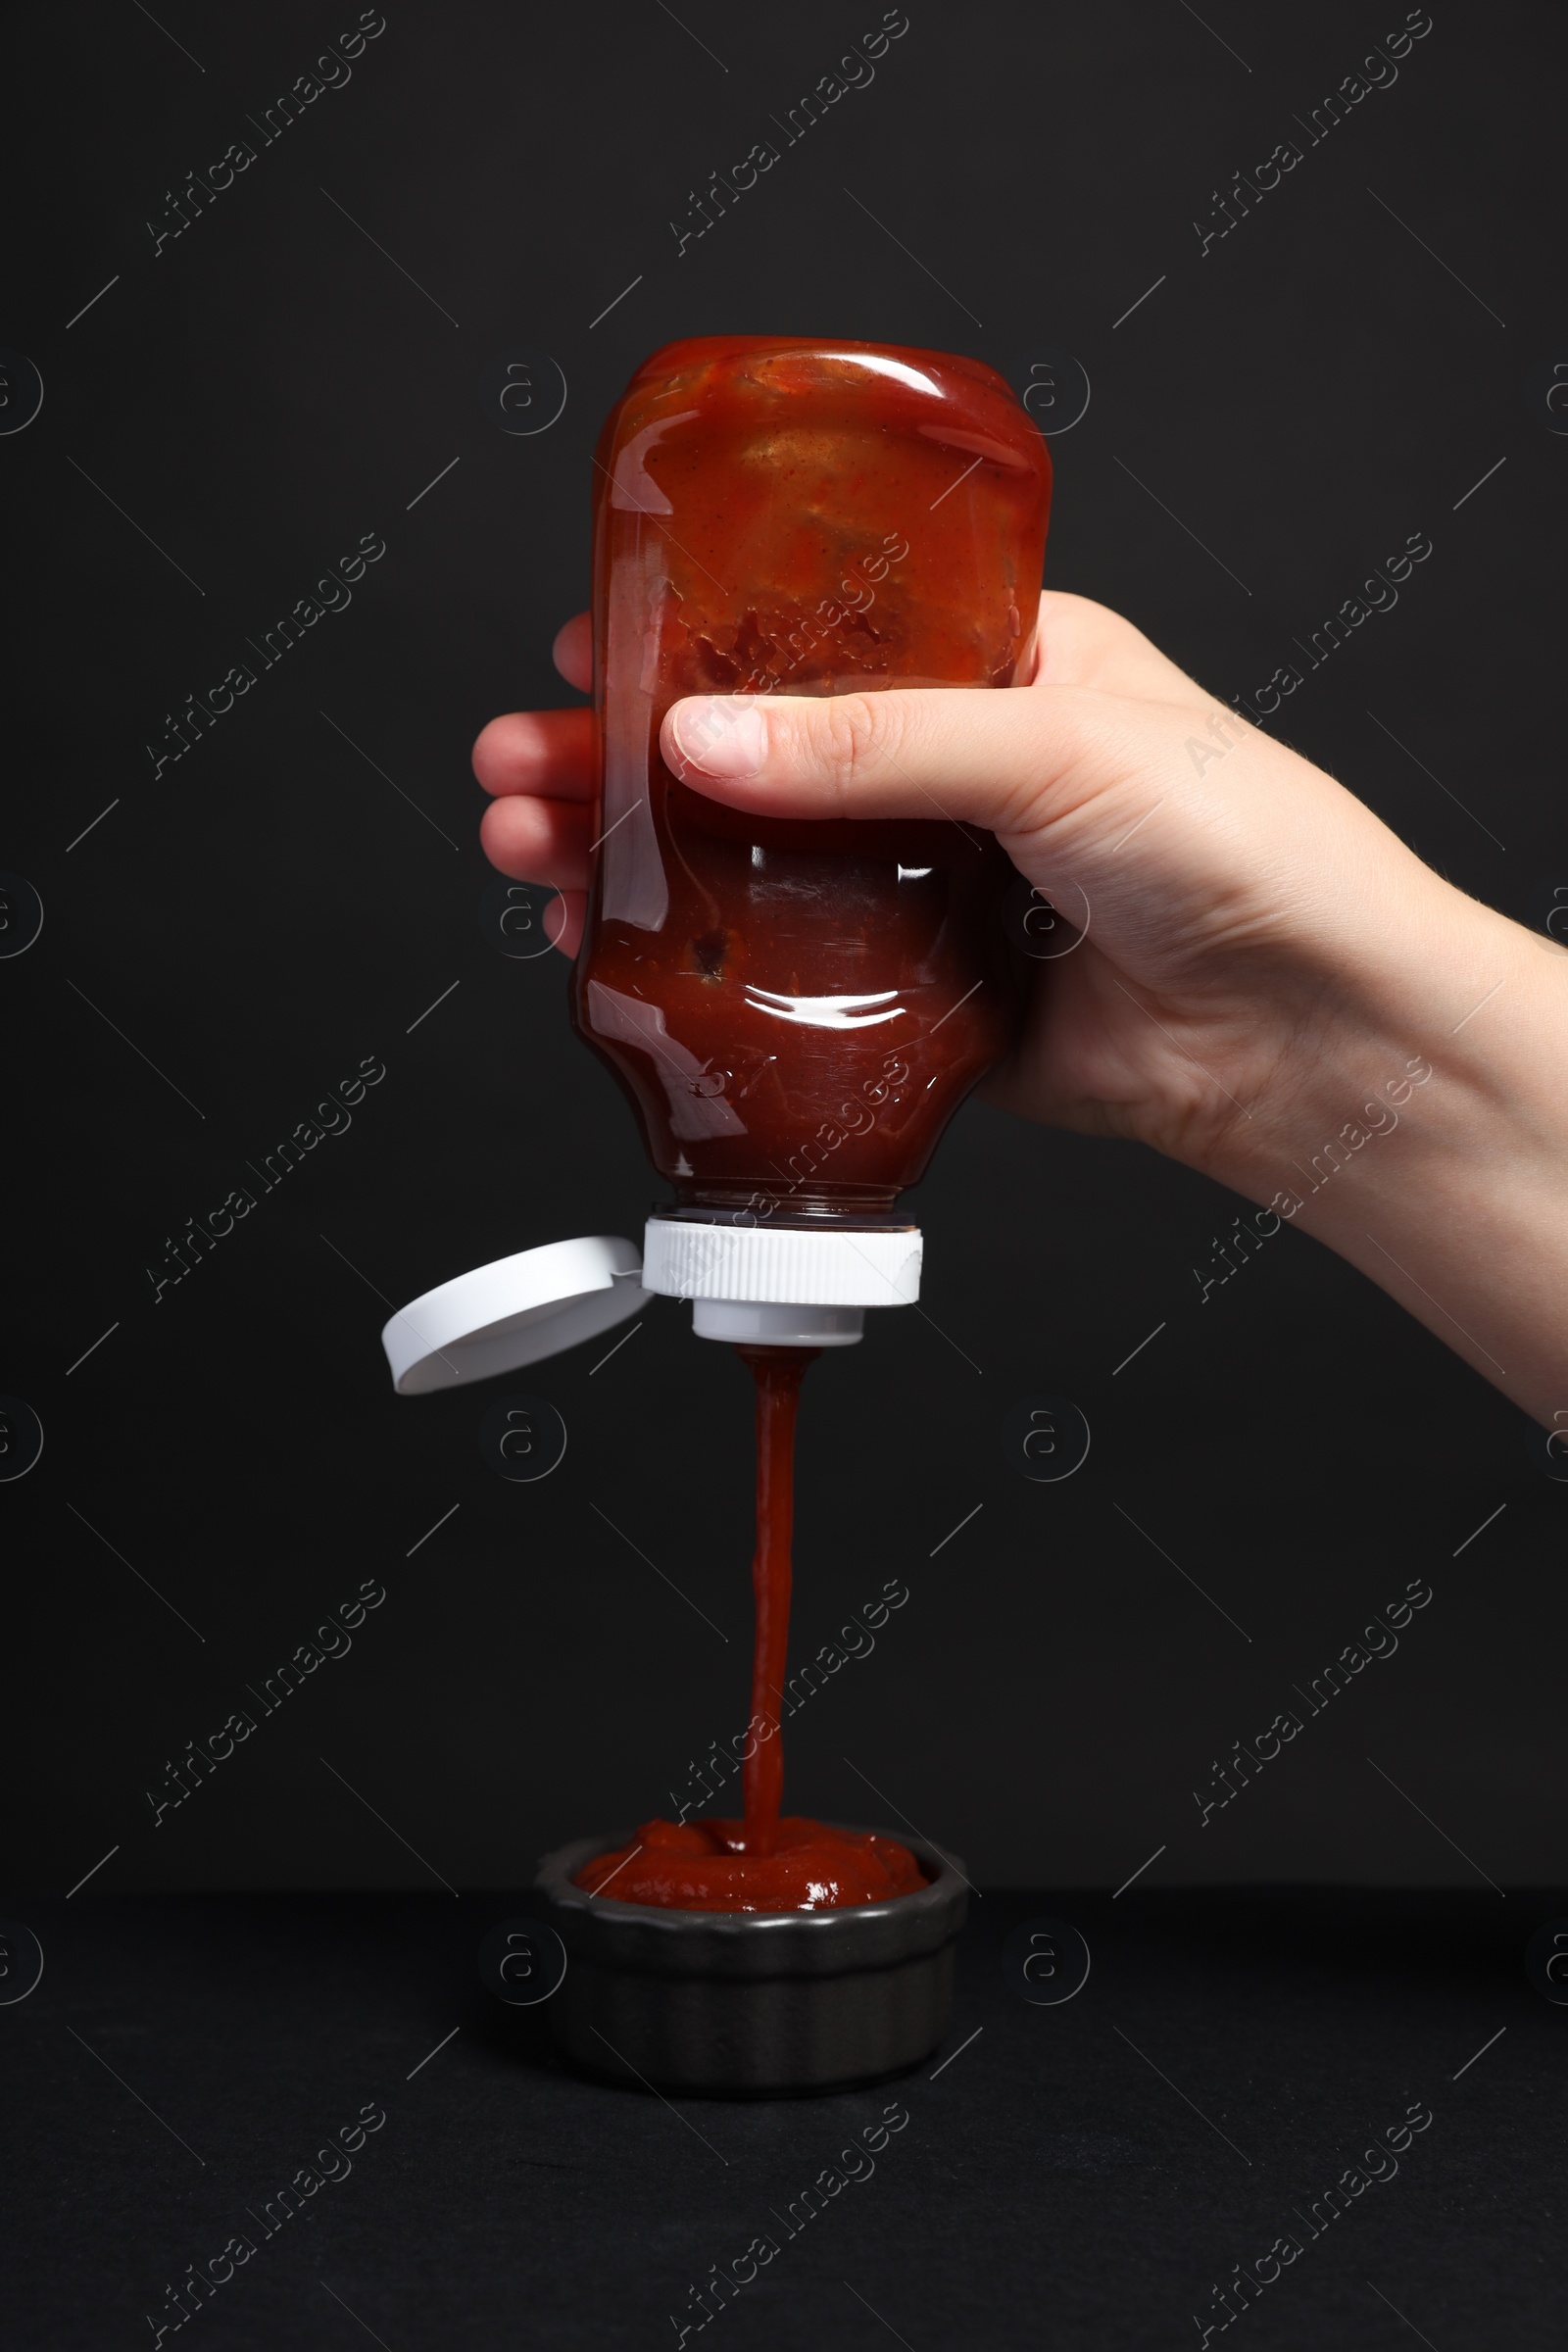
[641,1216,920,1346]
[382,1236,648,1394]
[381,1221,923,1386]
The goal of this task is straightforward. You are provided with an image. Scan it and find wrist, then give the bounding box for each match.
[1210,873,1502,1199]
[1212,878,1568,1418]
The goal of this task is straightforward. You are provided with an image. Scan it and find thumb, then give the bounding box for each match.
[661,684,1198,858]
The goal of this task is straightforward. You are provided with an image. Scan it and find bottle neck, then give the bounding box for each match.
[667,1180,905,1226]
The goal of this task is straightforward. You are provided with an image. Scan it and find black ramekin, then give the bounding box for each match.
[532,1824,966,2096]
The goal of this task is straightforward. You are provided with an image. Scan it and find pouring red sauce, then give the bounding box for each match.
[574,1348,927,1911]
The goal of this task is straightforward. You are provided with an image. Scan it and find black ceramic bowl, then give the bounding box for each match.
[533,1825,966,2096]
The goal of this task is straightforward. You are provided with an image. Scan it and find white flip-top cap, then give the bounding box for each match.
[382,1236,648,1395]
[641,1216,920,1348]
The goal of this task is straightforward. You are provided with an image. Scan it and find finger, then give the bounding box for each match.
[1033,590,1212,709]
[479,793,592,893]
[661,679,1178,846]
[554,612,592,692]
[472,707,594,800]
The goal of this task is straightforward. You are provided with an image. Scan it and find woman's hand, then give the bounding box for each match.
[475,593,1568,1422]
[659,590,1473,1182]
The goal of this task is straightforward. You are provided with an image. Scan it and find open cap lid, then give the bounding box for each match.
[382,1235,648,1395]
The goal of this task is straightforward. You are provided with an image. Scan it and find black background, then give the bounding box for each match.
[5,0,1566,1909]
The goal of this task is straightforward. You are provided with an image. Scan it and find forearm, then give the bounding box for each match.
[1217,883,1568,1426]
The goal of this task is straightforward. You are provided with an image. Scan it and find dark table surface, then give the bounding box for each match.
[4,1886,1563,2348]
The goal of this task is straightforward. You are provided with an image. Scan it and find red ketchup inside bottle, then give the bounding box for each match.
[570,338,1052,1912]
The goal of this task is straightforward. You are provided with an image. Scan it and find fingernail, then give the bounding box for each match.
[670,698,768,780]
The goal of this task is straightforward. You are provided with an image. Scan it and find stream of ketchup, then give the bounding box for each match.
[573,1348,926,1912]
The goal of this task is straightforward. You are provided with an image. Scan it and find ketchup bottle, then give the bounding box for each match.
[577,337,1053,1349]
